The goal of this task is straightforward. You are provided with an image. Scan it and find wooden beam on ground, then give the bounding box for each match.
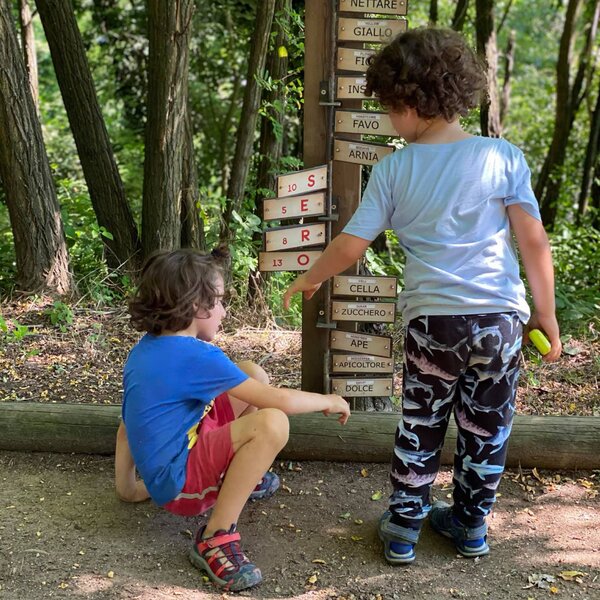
[1,403,599,469]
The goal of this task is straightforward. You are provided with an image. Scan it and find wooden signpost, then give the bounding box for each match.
[258,0,409,399]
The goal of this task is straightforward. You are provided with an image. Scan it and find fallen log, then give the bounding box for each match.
[1,402,599,469]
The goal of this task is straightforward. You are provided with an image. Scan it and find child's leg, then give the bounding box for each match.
[390,316,470,528]
[228,360,267,418]
[204,407,289,536]
[452,313,522,527]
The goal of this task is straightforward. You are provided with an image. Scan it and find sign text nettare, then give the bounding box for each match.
[338,0,408,16]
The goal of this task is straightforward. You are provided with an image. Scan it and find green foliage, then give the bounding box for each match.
[550,225,600,332]
[44,301,74,333]
[0,314,32,342]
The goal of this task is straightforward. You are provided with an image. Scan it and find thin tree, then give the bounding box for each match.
[451,0,470,31]
[429,0,438,24]
[0,2,72,294]
[18,0,38,110]
[36,0,141,270]
[219,0,277,245]
[537,0,600,227]
[476,0,502,137]
[500,30,516,125]
[247,0,291,302]
[142,0,194,257]
[578,78,600,221]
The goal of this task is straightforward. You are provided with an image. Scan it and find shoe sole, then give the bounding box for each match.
[378,529,415,565]
[249,476,280,501]
[433,528,489,558]
[189,547,262,591]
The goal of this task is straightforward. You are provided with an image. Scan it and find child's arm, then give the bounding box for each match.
[115,422,150,502]
[228,378,351,424]
[283,233,371,309]
[507,204,562,362]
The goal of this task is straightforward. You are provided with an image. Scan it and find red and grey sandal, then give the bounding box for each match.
[189,524,262,591]
[249,470,280,501]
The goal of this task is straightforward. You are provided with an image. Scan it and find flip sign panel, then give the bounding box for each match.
[337,76,368,100]
[277,165,327,198]
[338,0,408,16]
[337,47,376,73]
[259,250,322,272]
[330,331,392,358]
[338,18,407,43]
[331,377,394,397]
[333,275,397,297]
[334,139,394,166]
[265,223,325,251]
[263,191,326,221]
[335,110,397,137]
[332,354,394,374]
[331,301,396,323]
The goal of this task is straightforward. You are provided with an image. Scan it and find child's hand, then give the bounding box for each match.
[525,313,562,362]
[322,394,350,425]
[283,274,321,310]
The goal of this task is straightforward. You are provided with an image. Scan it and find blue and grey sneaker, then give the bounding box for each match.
[249,471,280,501]
[378,511,419,565]
[429,501,489,557]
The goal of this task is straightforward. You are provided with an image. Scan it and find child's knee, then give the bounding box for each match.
[236,360,270,385]
[256,408,289,447]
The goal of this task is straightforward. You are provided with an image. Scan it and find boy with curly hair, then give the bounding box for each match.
[115,248,350,591]
[284,27,561,563]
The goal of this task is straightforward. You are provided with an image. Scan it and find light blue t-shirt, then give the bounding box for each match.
[343,136,541,324]
[122,334,248,505]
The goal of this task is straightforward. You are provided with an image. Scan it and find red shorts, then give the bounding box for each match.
[163,393,235,517]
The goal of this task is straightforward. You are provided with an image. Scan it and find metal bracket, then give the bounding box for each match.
[318,214,339,222]
[316,320,337,329]
[319,80,341,106]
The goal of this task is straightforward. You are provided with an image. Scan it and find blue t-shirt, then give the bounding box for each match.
[122,334,248,505]
[343,136,541,323]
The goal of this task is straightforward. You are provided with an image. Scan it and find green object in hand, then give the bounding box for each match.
[529,329,551,355]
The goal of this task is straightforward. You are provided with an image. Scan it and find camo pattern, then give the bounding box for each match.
[390,313,522,529]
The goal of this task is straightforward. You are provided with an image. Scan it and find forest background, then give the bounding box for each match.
[0,0,599,361]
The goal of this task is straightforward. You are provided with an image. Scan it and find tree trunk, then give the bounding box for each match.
[451,0,469,31]
[142,0,194,257]
[500,29,516,125]
[0,3,72,294]
[591,162,600,229]
[429,0,438,24]
[247,0,291,303]
[219,0,277,245]
[180,101,205,249]
[578,78,600,221]
[18,0,38,110]
[36,0,142,270]
[536,0,587,227]
[476,0,502,137]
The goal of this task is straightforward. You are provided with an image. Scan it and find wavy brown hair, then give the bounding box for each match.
[365,27,486,121]
[128,247,230,335]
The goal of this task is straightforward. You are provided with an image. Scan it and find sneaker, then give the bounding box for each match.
[249,471,280,501]
[189,524,262,591]
[378,511,419,565]
[429,501,489,557]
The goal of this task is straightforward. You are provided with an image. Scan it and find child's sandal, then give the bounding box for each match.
[189,525,262,591]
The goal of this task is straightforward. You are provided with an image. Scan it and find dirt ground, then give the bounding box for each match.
[0,453,599,600]
[1,301,600,598]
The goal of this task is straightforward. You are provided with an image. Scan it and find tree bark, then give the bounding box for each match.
[36,0,141,270]
[578,78,600,221]
[500,30,515,125]
[429,0,438,24]
[180,101,204,249]
[247,0,291,302]
[536,0,588,227]
[0,3,72,294]
[18,0,38,110]
[451,0,469,31]
[142,0,194,257]
[476,0,502,137]
[219,0,277,245]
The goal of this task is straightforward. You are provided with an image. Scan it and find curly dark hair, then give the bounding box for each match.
[365,27,487,121]
[128,247,230,335]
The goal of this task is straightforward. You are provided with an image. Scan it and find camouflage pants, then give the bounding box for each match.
[390,313,522,529]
